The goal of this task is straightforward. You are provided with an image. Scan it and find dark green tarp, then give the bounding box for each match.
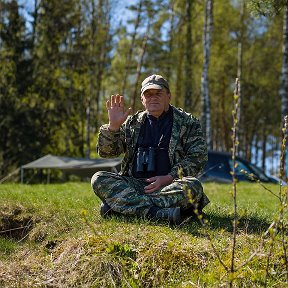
[21,154,122,182]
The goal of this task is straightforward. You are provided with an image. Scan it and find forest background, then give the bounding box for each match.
[0,0,286,181]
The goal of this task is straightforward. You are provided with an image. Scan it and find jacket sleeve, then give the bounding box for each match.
[168,117,208,179]
[96,124,126,158]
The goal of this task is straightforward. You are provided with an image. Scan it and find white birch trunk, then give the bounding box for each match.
[237,0,244,156]
[280,4,288,120]
[201,0,213,149]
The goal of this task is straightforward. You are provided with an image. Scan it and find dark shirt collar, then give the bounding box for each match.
[147,105,172,122]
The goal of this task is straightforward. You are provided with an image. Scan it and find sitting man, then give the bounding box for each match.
[91,74,209,225]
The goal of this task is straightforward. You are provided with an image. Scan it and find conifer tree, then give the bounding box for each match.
[0,0,29,176]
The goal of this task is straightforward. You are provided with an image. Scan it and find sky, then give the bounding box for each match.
[20,0,136,32]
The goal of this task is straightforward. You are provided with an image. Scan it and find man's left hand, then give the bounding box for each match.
[144,175,173,194]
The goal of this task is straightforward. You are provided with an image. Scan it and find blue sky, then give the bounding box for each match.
[20,0,136,32]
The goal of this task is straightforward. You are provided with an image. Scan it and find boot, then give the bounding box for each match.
[155,207,181,225]
[100,201,118,218]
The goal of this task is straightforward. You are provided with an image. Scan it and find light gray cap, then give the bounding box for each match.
[140,74,169,96]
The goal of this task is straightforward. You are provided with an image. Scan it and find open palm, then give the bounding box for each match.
[106,94,131,131]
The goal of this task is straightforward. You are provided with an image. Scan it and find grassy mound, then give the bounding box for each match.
[0,182,286,287]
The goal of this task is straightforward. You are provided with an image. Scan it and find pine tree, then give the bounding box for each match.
[0,0,29,176]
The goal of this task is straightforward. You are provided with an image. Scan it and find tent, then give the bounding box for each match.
[20,154,123,183]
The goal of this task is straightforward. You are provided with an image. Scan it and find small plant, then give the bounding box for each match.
[202,79,288,287]
[106,242,137,260]
[230,78,241,286]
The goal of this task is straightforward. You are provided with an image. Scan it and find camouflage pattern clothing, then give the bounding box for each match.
[91,105,209,217]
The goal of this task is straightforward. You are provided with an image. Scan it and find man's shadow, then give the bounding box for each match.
[179,213,273,236]
[105,212,273,236]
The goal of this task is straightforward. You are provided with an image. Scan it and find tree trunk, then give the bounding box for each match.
[175,21,184,108]
[237,0,244,155]
[121,0,143,96]
[85,96,91,159]
[254,134,259,165]
[166,1,175,80]
[201,0,213,150]
[280,4,288,120]
[131,23,150,111]
[220,76,230,151]
[81,91,85,157]
[86,0,97,159]
[261,127,267,172]
[237,0,244,122]
[31,0,39,47]
[184,0,193,111]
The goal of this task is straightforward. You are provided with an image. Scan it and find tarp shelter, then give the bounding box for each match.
[21,154,122,183]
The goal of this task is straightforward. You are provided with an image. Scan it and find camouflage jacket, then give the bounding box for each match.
[97,105,208,179]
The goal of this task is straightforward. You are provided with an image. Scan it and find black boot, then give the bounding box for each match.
[181,206,207,222]
[100,201,120,218]
[154,207,182,225]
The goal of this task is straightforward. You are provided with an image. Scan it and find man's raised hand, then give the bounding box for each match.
[106,94,132,131]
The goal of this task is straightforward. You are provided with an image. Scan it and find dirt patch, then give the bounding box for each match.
[0,205,34,241]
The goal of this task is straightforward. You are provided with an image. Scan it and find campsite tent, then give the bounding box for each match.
[21,154,122,183]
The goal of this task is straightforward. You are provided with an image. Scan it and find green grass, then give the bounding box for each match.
[0,182,287,287]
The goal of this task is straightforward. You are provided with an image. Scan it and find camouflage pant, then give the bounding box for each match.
[91,171,209,217]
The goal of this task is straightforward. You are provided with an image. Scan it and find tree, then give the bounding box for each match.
[248,0,288,122]
[0,0,30,177]
[201,0,213,149]
[280,4,288,120]
[184,0,193,111]
[209,0,239,151]
[121,0,144,96]
[0,0,285,178]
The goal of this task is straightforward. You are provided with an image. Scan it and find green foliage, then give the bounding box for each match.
[0,0,285,179]
[106,241,137,260]
[0,0,113,179]
[247,0,288,16]
[0,238,17,257]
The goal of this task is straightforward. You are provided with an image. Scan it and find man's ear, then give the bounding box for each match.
[141,95,145,104]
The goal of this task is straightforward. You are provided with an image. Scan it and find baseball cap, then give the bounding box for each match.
[140,74,169,96]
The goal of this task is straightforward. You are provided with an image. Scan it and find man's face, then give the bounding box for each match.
[141,88,171,117]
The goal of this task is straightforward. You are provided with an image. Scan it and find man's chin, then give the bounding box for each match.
[147,107,162,112]
[147,105,162,111]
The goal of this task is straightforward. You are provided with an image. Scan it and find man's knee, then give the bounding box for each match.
[174,177,203,193]
[173,177,204,204]
[185,177,203,193]
[91,171,113,195]
[184,177,210,209]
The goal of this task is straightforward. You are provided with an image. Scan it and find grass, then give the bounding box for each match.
[0,182,287,287]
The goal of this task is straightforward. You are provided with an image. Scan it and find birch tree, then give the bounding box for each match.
[280,4,288,119]
[201,0,213,149]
